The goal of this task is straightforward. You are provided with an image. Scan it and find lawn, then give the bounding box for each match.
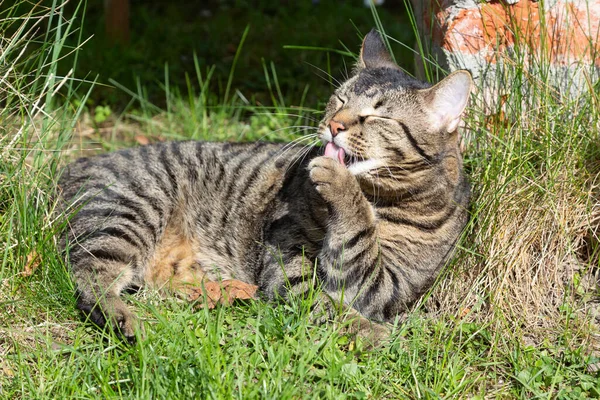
[1,0,599,398]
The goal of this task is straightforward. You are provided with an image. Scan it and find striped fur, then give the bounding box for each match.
[58,30,471,341]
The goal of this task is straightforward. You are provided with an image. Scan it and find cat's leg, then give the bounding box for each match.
[64,197,165,341]
[308,156,380,299]
[257,247,390,346]
[308,156,393,343]
[257,249,317,302]
[68,236,142,341]
[74,264,137,341]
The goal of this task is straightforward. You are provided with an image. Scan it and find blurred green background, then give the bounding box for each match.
[58,0,414,110]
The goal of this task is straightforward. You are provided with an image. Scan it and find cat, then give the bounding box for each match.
[58,29,472,342]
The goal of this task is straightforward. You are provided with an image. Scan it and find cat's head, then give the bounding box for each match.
[318,29,472,194]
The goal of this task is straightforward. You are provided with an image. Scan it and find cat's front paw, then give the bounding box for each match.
[309,156,359,204]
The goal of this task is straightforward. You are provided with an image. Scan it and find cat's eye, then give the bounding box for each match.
[359,115,396,124]
[336,95,347,105]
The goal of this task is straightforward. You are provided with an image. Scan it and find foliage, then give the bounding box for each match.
[1,0,599,398]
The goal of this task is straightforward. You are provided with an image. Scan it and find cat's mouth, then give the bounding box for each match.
[324,142,349,167]
[324,141,381,176]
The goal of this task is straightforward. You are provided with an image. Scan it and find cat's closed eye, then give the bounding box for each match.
[360,115,393,123]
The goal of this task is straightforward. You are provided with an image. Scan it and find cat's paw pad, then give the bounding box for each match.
[308,156,350,198]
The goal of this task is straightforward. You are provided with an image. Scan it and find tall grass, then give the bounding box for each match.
[422,3,600,340]
[409,3,600,396]
[1,1,600,398]
[0,0,87,291]
[0,0,89,395]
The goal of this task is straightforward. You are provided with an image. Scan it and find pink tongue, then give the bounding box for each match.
[324,142,346,167]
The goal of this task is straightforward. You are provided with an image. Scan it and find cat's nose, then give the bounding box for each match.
[329,120,346,137]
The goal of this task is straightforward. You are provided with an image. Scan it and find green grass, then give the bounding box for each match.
[2,0,600,398]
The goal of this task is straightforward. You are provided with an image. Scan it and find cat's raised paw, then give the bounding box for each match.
[308,156,356,202]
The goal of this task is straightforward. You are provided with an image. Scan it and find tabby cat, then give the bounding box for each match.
[59,30,472,342]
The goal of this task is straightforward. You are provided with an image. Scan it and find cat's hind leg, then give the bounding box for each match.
[70,250,140,341]
[64,206,160,341]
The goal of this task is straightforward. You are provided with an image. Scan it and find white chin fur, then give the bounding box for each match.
[320,127,333,143]
[348,159,380,175]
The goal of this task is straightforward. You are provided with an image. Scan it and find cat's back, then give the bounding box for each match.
[58,139,309,246]
[58,140,314,283]
[59,141,291,196]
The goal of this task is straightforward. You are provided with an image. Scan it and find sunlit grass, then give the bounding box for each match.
[1,1,600,398]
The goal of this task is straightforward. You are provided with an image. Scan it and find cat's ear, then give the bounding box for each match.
[422,70,472,133]
[358,29,398,70]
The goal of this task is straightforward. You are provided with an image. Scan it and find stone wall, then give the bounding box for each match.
[410,0,600,111]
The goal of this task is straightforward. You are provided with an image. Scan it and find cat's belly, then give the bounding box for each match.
[143,222,244,294]
[142,141,316,293]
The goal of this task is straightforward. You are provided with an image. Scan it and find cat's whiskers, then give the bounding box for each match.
[341,58,351,82]
[368,154,382,202]
[381,162,403,186]
[254,112,321,124]
[275,135,321,170]
[276,113,321,124]
[253,125,319,143]
[275,133,320,158]
[274,126,319,141]
[250,124,318,143]
[306,62,343,88]
[275,144,315,167]
[283,138,320,175]
[377,159,421,200]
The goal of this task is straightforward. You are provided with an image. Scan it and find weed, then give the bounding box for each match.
[1,1,600,398]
